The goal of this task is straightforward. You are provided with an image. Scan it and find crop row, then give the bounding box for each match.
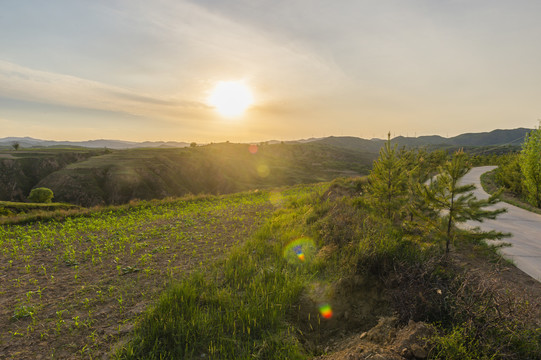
[0,191,273,359]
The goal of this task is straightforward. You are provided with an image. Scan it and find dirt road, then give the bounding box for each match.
[462,166,541,282]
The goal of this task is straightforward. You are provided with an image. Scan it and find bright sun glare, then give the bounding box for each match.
[208,81,254,117]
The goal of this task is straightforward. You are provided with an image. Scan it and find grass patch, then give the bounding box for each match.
[0,201,83,225]
[0,200,79,211]
[115,245,307,359]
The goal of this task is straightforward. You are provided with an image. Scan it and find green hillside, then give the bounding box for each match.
[449,128,530,146]
[32,142,376,206]
[0,148,109,203]
[316,128,531,150]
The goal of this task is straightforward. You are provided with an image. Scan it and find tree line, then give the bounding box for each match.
[494,123,541,208]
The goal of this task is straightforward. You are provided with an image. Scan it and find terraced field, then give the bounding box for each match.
[0,192,273,359]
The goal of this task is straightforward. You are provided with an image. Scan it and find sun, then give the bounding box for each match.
[208,81,254,117]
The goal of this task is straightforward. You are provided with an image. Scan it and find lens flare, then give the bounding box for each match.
[269,191,283,207]
[248,144,258,154]
[293,245,305,262]
[283,237,316,264]
[257,164,270,177]
[319,304,333,319]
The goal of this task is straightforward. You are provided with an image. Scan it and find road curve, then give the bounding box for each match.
[461,166,541,282]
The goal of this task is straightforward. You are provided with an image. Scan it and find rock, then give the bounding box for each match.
[392,321,434,353]
[410,343,427,359]
[365,317,398,344]
[360,332,367,339]
[400,347,413,359]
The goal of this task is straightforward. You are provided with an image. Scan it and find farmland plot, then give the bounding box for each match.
[0,192,272,359]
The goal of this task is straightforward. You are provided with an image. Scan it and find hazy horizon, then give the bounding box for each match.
[2,1,541,143]
[1,126,533,147]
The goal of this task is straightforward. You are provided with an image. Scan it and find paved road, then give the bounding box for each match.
[461,166,541,282]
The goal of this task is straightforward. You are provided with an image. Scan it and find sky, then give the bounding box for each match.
[1,0,540,143]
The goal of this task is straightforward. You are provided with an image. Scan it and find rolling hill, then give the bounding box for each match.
[0,128,532,206]
[313,127,531,150]
[0,142,376,206]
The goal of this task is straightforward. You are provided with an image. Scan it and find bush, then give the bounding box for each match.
[28,187,54,203]
[0,206,14,216]
[495,154,524,196]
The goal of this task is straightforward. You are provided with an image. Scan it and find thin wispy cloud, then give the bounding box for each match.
[0,60,208,121]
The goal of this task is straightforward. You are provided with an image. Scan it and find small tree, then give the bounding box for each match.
[190,142,197,148]
[495,153,523,196]
[418,150,508,253]
[403,148,432,222]
[12,142,20,151]
[368,132,408,221]
[519,124,541,207]
[28,187,54,203]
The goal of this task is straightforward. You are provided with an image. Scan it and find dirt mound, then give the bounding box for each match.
[320,178,366,202]
[293,275,390,354]
[313,317,434,360]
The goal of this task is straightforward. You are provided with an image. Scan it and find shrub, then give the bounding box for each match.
[495,154,524,196]
[28,187,54,203]
[0,206,14,216]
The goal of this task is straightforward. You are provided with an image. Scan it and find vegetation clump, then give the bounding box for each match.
[491,124,541,211]
[520,123,541,207]
[28,187,54,203]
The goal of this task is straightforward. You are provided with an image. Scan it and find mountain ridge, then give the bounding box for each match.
[0,127,532,150]
[0,137,190,149]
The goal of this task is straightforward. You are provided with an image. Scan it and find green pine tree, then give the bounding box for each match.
[402,148,433,222]
[417,150,508,253]
[519,123,541,207]
[368,132,408,221]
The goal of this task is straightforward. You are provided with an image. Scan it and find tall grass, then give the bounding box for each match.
[115,185,325,359]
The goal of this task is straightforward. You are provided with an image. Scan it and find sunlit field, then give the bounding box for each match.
[0,192,273,358]
[1,146,540,359]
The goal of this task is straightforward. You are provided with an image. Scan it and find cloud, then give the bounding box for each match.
[107,0,349,95]
[0,60,209,122]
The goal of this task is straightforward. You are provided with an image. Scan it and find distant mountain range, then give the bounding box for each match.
[0,137,190,149]
[0,128,532,150]
[304,127,531,153]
